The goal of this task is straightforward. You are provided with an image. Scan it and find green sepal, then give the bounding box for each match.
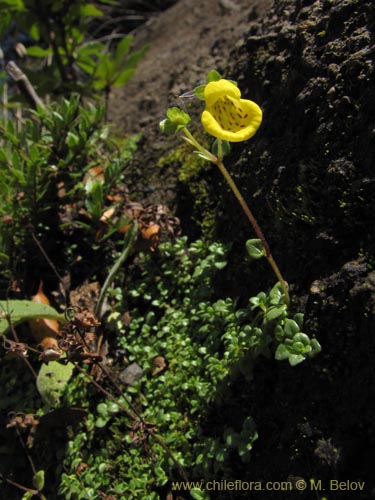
[207,69,222,82]
[211,139,231,158]
[194,84,206,100]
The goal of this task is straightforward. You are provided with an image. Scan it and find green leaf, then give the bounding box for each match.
[159,118,176,135]
[0,0,25,9]
[112,68,134,87]
[97,402,108,417]
[29,23,40,40]
[32,470,45,491]
[76,55,96,75]
[246,239,265,260]
[190,488,206,500]
[66,131,80,149]
[26,46,53,58]
[36,361,74,407]
[292,332,310,346]
[294,312,304,329]
[310,338,322,355]
[275,343,289,361]
[106,401,120,414]
[98,463,107,474]
[166,107,191,126]
[292,341,308,353]
[265,304,287,321]
[269,282,283,304]
[21,493,33,500]
[284,319,300,337]
[114,35,133,66]
[94,54,113,83]
[0,252,10,266]
[80,3,103,17]
[238,440,252,456]
[274,324,284,341]
[0,300,65,335]
[95,416,110,428]
[288,353,306,366]
[85,179,104,220]
[122,45,148,69]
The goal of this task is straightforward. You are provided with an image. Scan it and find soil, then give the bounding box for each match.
[109,0,273,132]
[110,0,375,498]
[108,0,273,207]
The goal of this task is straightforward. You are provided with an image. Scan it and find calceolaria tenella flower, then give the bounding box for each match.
[201,79,262,142]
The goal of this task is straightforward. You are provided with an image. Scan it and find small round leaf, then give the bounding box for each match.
[246,239,266,260]
[32,470,45,491]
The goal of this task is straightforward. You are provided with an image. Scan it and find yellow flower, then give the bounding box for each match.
[201,79,262,142]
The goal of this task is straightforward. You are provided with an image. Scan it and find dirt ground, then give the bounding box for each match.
[109,0,273,133]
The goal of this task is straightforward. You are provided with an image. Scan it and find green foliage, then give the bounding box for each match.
[0,0,146,101]
[90,35,149,92]
[32,469,45,491]
[36,360,74,408]
[246,238,266,260]
[0,94,138,290]
[59,237,320,498]
[0,299,64,334]
[157,143,218,239]
[160,107,191,135]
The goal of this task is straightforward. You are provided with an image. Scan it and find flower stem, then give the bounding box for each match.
[181,128,289,305]
[215,158,290,305]
[182,128,217,162]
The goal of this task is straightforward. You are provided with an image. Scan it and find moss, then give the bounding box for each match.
[158,143,219,239]
[157,142,205,182]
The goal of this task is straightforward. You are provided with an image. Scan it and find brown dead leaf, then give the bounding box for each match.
[152,355,167,376]
[82,166,104,186]
[29,281,62,361]
[122,311,132,326]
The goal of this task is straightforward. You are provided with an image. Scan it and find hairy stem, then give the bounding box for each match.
[214,157,289,305]
[182,129,289,305]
